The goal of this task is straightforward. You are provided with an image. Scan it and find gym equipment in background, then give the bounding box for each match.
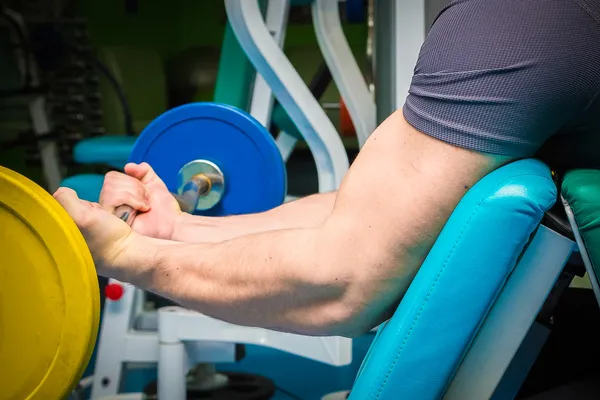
[121,102,287,219]
[96,45,164,136]
[1,8,63,191]
[165,45,221,107]
[62,0,363,197]
[226,0,349,192]
[312,0,375,147]
[373,0,426,123]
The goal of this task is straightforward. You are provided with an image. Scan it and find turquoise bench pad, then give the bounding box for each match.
[349,159,557,400]
[562,169,600,283]
[73,136,137,169]
[61,174,104,202]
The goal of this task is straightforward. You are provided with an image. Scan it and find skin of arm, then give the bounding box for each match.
[171,191,337,243]
[117,109,513,337]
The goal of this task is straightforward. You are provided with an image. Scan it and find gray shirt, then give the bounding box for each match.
[403,0,600,170]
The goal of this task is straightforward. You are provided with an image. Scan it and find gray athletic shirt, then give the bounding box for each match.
[403,0,600,170]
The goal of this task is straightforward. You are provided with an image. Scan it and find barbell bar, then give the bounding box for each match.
[115,159,226,225]
[125,102,287,218]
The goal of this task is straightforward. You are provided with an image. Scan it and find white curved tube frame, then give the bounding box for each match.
[225,0,349,192]
[312,0,376,147]
[157,306,353,399]
[242,0,299,165]
[247,0,289,129]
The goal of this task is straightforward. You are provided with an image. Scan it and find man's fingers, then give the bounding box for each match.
[53,187,81,212]
[100,170,150,212]
[104,171,149,198]
[53,187,92,225]
[125,162,160,185]
[102,189,150,213]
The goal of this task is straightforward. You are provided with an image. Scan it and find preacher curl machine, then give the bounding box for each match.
[4,1,600,400]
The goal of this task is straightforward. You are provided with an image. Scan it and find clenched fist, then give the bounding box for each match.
[99,163,182,240]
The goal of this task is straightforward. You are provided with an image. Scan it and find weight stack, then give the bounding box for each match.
[26,16,105,166]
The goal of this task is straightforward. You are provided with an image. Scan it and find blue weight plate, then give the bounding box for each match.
[129,102,287,217]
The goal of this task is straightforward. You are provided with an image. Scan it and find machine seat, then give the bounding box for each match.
[562,169,600,291]
[73,136,137,169]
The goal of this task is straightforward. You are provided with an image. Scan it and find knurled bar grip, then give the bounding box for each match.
[115,174,212,225]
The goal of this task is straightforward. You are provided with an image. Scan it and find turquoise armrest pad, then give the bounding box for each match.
[562,169,600,278]
[60,174,105,202]
[73,136,137,169]
[349,159,557,400]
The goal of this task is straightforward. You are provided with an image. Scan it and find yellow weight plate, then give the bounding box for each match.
[0,166,100,400]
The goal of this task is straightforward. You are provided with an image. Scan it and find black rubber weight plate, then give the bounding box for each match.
[143,371,276,400]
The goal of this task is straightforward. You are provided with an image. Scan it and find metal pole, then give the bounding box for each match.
[374,0,426,124]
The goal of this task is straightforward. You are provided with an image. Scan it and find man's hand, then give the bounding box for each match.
[100,163,182,240]
[54,187,137,279]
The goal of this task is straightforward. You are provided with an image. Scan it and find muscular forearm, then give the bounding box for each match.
[121,226,359,336]
[171,191,336,243]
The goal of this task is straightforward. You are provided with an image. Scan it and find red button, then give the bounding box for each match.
[105,283,124,301]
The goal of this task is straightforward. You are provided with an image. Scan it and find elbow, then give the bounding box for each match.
[311,300,382,338]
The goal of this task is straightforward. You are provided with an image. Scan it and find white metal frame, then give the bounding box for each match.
[157,306,352,399]
[374,0,426,122]
[91,284,158,398]
[445,226,576,399]
[312,0,376,147]
[91,280,241,398]
[225,0,349,192]
[248,0,289,129]
[245,0,299,190]
[393,1,426,110]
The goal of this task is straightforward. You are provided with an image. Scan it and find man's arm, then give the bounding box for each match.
[171,191,336,243]
[66,0,598,338]
[119,110,511,337]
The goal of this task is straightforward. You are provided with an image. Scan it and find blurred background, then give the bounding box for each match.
[0,0,373,195]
